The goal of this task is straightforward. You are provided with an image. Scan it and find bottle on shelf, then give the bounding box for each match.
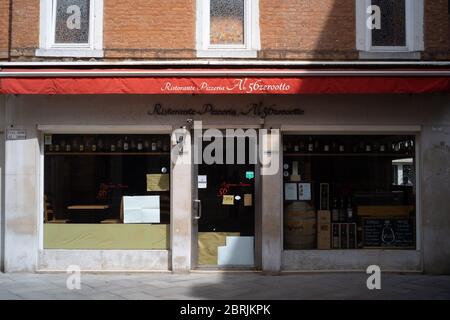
[323,140,330,153]
[332,197,339,222]
[144,139,150,152]
[338,142,345,153]
[331,141,338,153]
[79,138,85,152]
[54,141,60,152]
[71,138,78,152]
[293,140,300,153]
[137,139,144,152]
[110,139,116,152]
[157,138,163,151]
[365,141,372,153]
[65,140,71,152]
[130,138,137,151]
[346,196,354,222]
[91,138,97,152]
[314,139,320,153]
[97,138,104,152]
[123,136,129,151]
[117,137,123,152]
[339,197,346,222]
[151,138,157,152]
[307,137,314,153]
[162,138,170,152]
[47,143,54,152]
[379,142,386,153]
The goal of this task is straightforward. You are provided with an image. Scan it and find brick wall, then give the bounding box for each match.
[423,0,450,60]
[259,0,357,60]
[0,0,10,60]
[104,0,195,59]
[10,0,39,60]
[4,0,450,61]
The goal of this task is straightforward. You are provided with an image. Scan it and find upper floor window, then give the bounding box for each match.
[197,0,260,58]
[36,0,103,58]
[356,0,424,59]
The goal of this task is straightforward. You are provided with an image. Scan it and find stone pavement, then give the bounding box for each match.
[0,272,449,300]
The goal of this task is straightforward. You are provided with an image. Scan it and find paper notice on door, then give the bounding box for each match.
[244,194,253,207]
[298,183,312,201]
[198,175,207,189]
[223,195,235,206]
[146,174,170,192]
[284,183,298,201]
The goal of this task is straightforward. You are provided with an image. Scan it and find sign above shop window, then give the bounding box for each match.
[148,103,304,119]
[6,128,27,141]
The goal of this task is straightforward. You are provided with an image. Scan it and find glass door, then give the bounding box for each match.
[193,134,256,269]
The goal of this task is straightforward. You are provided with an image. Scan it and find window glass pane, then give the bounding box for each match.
[55,0,90,44]
[371,0,406,47]
[210,0,245,45]
[44,134,171,250]
[282,135,416,250]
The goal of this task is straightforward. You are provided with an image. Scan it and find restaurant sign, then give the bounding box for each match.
[148,103,304,118]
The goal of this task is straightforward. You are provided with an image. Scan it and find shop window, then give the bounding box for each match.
[36,0,104,58]
[196,0,260,58]
[282,135,417,251]
[43,134,171,250]
[356,0,424,59]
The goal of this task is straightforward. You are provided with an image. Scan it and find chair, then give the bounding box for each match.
[44,195,69,224]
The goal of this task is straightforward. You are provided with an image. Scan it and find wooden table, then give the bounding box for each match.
[67,205,110,223]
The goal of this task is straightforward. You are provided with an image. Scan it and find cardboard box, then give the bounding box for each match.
[317,210,331,249]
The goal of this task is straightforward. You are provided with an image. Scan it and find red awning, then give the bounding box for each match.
[1,69,449,95]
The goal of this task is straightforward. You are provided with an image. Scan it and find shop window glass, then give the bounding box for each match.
[283,135,416,250]
[210,0,245,45]
[371,0,406,47]
[43,134,171,250]
[55,0,90,44]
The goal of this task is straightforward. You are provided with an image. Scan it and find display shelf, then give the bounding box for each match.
[283,153,413,157]
[45,152,171,156]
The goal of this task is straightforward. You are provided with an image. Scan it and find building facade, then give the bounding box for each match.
[0,0,449,274]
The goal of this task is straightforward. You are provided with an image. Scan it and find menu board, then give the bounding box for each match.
[363,218,415,248]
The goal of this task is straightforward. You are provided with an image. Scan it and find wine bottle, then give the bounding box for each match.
[65,141,71,152]
[379,143,386,152]
[130,139,136,151]
[347,197,353,221]
[339,143,345,153]
[307,137,314,152]
[151,139,157,152]
[137,139,143,151]
[293,141,300,152]
[123,136,129,151]
[332,198,339,222]
[339,197,346,222]
[98,138,104,152]
[365,142,372,152]
[157,138,163,151]
[117,138,123,151]
[162,139,170,152]
[323,140,330,153]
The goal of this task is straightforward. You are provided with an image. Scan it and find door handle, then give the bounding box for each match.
[193,200,202,220]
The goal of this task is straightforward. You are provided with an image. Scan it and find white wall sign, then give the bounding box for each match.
[6,129,27,141]
[123,196,160,224]
[198,175,207,189]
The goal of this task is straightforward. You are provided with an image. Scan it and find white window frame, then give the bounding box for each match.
[36,0,104,58]
[356,0,424,59]
[196,0,260,58]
